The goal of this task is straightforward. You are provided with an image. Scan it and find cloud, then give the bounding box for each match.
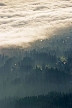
[0,2,6,6]
[0,0,72,48]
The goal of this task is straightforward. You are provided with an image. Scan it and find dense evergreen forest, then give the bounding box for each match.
[0,92,72,108]
[0,34,72,107]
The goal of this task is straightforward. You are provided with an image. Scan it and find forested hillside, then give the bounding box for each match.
[0,35,72,98]
[0,92,72,108]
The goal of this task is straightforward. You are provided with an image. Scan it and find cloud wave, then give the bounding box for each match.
[0,0,72,48]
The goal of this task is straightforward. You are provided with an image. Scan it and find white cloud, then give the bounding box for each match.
[0,0,72,48]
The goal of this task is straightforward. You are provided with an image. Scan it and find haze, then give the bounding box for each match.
[0,0,72,48]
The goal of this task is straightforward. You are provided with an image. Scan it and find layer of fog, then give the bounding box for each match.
[0,82,71,99]
[0,0,72,48]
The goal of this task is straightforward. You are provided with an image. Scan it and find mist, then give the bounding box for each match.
[0,0,72,48]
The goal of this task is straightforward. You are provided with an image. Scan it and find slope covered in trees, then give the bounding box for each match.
[0,92,72,108]
[0,34,72,98]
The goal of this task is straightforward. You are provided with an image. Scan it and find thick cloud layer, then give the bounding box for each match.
[0,0,72,48]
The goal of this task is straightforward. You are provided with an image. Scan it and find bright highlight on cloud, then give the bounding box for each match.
[0,0,72,48]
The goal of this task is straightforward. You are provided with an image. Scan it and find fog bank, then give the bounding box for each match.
[0,0,72,48]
